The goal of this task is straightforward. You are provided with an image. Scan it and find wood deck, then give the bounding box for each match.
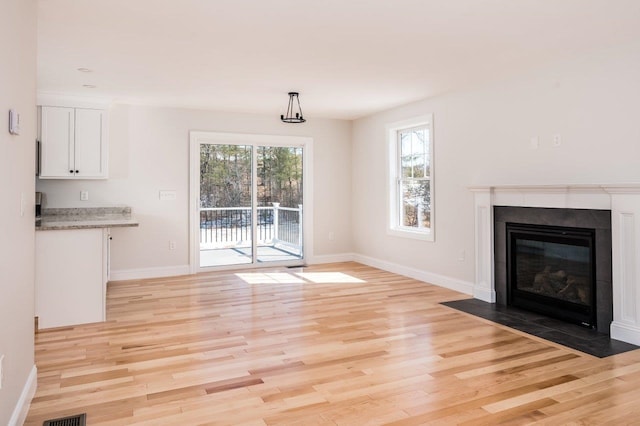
[25,262,640,425]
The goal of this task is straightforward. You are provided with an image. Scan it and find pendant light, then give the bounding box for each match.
[280,92,306,123]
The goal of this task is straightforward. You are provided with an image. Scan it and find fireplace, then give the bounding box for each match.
[506,222,596,328]
[493,206,612,334]
[471,184,640,346]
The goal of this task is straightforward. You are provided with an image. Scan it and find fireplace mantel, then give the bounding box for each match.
[470,183,640,345]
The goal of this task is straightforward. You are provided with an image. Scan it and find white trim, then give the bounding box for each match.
[388,227,434,241]
[190,130,311,147]
[469,183,640,193]
[107,253,475,299]
[251,145,258,264]
[189,131,313,273]
[109,265,191,281]
[37,92,112,109]
[385,115,434,134]
[197,260,305,274]
[386,114,435,242]
[473,192,496,303]
[611,321,640,346]
[353,253,473,295]
[308,253,356,264]
[189,132,199,274]
[470,183,640,345]
[8,365,37,426]
[473,286,497,303]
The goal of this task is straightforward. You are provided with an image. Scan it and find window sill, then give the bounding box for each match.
[387,227,434,242]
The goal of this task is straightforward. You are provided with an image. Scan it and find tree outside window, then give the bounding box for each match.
[388,115,434,241]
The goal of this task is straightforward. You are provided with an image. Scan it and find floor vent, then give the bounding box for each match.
[43,413,86,426]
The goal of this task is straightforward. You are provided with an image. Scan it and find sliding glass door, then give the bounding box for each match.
[199,144,253,267]
[256,146,304,263]
[194,135,305,269]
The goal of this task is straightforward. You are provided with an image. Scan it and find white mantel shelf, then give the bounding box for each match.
[470,183,640,346]
[469,184,640,194]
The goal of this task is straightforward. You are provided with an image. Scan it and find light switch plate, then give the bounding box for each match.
[0,354,4,390]
[530,137,539,149]
[9,109,20,135]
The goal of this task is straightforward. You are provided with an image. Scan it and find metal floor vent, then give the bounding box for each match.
[43,413,86,426]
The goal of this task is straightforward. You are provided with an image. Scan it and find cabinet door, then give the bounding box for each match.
[75,108,107,178]
[35,229,105,329]
[39,106,75,178]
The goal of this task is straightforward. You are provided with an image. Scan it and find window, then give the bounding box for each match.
[387,115,434,241]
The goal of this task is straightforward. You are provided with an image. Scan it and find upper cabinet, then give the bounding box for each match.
[39,106,108,179]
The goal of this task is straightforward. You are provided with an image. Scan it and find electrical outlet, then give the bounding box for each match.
[169,241,176,250]
[328,231,335,241]
[552,134,562,147]
[80,191,89,201]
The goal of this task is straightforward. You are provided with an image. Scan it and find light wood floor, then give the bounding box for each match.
[25,262,640,425]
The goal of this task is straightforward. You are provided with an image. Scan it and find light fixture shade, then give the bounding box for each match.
[280,92,306,123]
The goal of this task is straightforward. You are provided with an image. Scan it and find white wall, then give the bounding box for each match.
[37,106,352,275]
[35,27,640,307]
[0,0,37,423]
[351,41,640,290]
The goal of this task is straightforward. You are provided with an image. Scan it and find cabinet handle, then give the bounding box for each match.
[69,170,74,174]
[75,170,79,173]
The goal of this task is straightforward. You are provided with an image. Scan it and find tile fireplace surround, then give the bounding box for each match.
[470,184,640,346]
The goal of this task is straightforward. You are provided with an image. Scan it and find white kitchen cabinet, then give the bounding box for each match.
[39,106,108,179]
[35,228,109,329]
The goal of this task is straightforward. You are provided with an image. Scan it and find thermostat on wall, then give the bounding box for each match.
[8,109,20,135]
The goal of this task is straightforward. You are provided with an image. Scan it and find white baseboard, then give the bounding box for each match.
[110,255,473,298]
[352,254,474,295]
[308,253,356,264]
[473,286,496,303]
[611,321,640,346]
[110,265,191,281]
[9,365,37,426]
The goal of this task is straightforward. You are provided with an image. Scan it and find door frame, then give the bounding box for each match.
[189,131,314,273]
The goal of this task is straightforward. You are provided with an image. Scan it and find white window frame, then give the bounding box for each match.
[188,131,314,273]
[386,114,434,241]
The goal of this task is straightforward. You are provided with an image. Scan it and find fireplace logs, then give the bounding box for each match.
[531,266,589,305]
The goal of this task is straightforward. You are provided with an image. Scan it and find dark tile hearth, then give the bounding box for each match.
[441,298,639,358]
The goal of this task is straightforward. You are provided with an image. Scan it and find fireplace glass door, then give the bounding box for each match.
[507,223,596,328]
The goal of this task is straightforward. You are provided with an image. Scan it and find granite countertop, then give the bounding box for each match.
[36,207,139,231]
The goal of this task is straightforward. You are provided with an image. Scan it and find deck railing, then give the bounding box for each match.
[200,203,302,250]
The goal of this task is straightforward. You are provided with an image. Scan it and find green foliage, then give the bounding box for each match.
[200,144,303,208]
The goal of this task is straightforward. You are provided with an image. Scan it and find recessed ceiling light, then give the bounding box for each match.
[82,84,97,89]
[77,67,93,73]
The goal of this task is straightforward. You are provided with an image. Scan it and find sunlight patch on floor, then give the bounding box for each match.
[235,272,306,284]
[235,271,366,285]
[296,272,365,283]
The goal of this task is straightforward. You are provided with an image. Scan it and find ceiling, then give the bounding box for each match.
[37,0,640,120]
